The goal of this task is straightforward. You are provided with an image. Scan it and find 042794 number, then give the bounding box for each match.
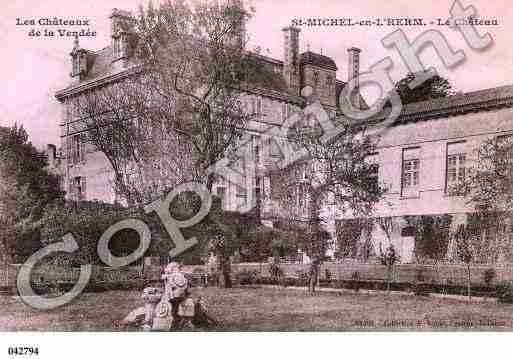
[7,347,39,356]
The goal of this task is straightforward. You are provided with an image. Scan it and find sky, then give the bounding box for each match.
[1,0,512,149]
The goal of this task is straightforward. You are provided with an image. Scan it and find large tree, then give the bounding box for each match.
[0,124,63,263]
[454,135,513,263]
[395,71,453,105]
[271,109,383,292]
[72,0,258,206]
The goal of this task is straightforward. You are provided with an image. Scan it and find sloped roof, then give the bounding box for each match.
[393,85,513,123]
[56,46,304,103]
[300,51,337,71]
[83,47,114,81]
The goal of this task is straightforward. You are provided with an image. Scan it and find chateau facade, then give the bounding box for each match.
[53,9,513,264]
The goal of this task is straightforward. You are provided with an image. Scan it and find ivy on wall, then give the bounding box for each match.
[334,218,374,260]
[404,214,452,263]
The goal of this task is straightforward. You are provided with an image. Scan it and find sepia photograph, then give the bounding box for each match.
[2,0,513,355]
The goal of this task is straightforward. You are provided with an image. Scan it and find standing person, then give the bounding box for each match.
[162,262,189,327]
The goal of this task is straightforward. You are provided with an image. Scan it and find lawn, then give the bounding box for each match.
[1,286,513,331]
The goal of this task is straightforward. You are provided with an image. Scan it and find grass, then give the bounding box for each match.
[1,286,513,331]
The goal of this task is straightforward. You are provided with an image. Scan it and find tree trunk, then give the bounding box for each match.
[387,265,392,292]
[206,171,215,193]
[467,263,471,301]
[217,254,232,288]
[308,260,319,293]
[307,191,322,294]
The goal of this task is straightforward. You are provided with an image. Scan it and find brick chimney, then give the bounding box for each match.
[227,0,246,50]
[347,47,361,108]
[282,26,301,96]
[110,8,135,61]
[70,35,88,79]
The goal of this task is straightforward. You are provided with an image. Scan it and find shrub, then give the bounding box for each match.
[483,268,496,287]
[269,263,283,279]
[350,271,361,292]
[235,269,259,285]
[413,282,430,297]
[496,281,513,303]
[325,268,332,282]
[295,270,309,285]
[415,267,426,282]
[282,277,299,287]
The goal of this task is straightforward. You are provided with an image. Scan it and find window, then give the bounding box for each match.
[447,154,466,183]
[313,72,319,88]
[402,148,420,196]
[236,184,247,200]
[235,155,247,201]
[250,97,262,115]
[70,134,83,164]
[403,159,419,188]
[296,183,308,213]
[365,153,379,194]
[446,142,466,193]
[326,75,333,87]
[295,163,309,182]
[281,103,287,122]
[496,135,513,172]
[252,135,260,163]
[70,176,86,201]
[269,137,282,158]
[216,186,226,209]
[369,163,379,194]
[254,177,263,212]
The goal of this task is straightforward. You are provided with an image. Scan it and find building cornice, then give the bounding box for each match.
[55,67,305,106]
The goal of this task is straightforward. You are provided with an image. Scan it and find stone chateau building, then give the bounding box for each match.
[52,8,513,264]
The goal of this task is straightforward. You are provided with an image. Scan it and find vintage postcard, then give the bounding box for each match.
[1,0,513,355]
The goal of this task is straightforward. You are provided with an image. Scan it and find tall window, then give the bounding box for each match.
[369,163,379,194]
[366,153,379,194]
[296,183,308,215]
[447,154,465,182]
[216,186,226,209]
[295,163,309,182]
[326,75,333,87]
[497,135,513,173]
[71,176,86,201]
[402,148,420,196]
[254,177,263,215]
[70,134,83,164]
[313,71,319,88]
[251,97,262,115]
[446,142,466,193]
[403,159,419,188]
[252,135,260,163]
[235,155,247,202]
[269,137,281,158]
